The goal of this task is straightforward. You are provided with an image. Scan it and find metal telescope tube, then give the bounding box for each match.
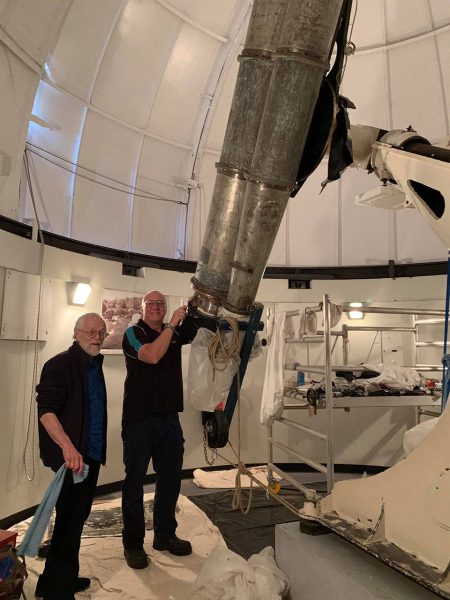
[191,0,289,315]
[226,0,344,314]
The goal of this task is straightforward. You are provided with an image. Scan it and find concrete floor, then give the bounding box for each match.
[276,521,441,600]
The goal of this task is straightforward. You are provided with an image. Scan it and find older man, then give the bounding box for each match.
[121,290,198,569]
[36,313,108,600]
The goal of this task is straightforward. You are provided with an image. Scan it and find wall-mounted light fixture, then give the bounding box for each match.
[67,282,92,306]
[348,302,364,320]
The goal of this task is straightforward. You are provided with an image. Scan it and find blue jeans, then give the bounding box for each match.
[121,412,184,549]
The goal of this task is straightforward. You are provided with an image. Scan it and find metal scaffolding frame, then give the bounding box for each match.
[267,296,444,500]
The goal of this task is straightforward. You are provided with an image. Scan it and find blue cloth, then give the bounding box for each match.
[86,358,105,461]
[17,464,89,557]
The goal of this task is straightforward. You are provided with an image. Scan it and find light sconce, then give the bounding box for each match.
[348,302,364,320]
[67,282,92,306]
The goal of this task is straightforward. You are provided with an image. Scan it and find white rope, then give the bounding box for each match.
[22,150,45,481]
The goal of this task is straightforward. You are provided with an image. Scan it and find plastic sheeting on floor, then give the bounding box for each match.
[189,488,305,560]
[12,493,225,599]
[191,545,289,600]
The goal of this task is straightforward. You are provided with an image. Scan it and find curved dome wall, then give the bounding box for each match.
[0,0,449,267]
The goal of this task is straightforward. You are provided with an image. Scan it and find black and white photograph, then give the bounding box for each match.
[101,290,144,352]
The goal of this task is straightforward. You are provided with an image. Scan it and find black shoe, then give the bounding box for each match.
[36,576,90,598]
[153,535,192,556]
[124,547,149,569]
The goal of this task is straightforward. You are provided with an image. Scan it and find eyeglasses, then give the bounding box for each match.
[77,329,108,339]
[143,300,166,308]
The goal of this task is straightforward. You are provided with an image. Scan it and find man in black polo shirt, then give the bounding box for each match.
[121,290,195,569]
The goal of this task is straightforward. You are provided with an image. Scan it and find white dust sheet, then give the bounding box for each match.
[13,493,225,600]
[193,466,281,489]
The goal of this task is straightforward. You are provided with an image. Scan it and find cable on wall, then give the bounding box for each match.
[25,142,187,206]
[21,150,46,481]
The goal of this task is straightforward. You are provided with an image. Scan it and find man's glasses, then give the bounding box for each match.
[143,300,166,308]
[77,329,108,339]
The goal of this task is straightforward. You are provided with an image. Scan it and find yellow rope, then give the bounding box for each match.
[207,316,241,379]
[206,316,256,514]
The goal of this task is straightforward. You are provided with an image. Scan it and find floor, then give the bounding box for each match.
[276,521,442,600]
[15,470,444,599]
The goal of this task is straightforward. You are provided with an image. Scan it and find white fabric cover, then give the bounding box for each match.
[187,327,239,412]
[298,310,317,338]
[403,417,439,456]
[189,545,289,600]
[367,364,421,391]
[260,312,287,426]
[192,466,281,489]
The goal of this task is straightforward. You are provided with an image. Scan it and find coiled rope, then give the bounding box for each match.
[206,316,255,513]
[207,316,241,378]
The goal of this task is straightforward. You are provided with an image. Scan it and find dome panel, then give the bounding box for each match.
[138,137,190,191]
[71,111,143,248]
[77,111,141,183]
[437,31,450,125]
[385,0,433,42]
[28,81,86,164]
[284,164,339,267]
[430,0,450,26]
[389,39,447,139]
[46,0,125,101]
[340,168,391,266]
[132,195,185,257]
[188,0,243,35]
[91,0,181,129]
[22,154,71,235]
[162,0,191,12]
[72,178,130,249]
[396,208,447,263]
[0,1,11,19]
[204,51,239,151]
[147,26,220,145]
[341,52,389,130]
[349,0,385,51]
[25,81,87,235]
[0,0,70,65]
[0,48,38,219]
[185,152,216,260]
[135,174,185,208]
[268,210,288,266]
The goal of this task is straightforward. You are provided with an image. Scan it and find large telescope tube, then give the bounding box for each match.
[226,0,344,313]
[191,0,289,316]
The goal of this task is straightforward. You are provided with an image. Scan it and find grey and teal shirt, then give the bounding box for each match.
[122,318,195,423]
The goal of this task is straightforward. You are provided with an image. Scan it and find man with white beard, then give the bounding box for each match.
[35,313,108,600]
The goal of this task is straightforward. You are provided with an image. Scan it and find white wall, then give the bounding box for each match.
[0,227,446,521]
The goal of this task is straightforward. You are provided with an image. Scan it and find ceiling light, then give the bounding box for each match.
[348,302,364,320]
[67,282,91,306]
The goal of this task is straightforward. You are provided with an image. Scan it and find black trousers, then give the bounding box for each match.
[121,412,184,550]
[40,461,100,600]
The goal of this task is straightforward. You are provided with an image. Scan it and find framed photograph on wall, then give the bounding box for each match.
[101,289,144,353]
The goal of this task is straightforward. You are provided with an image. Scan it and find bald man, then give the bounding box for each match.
[121,290,197,569]
[36,313,108,600]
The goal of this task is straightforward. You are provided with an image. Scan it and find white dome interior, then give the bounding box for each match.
[0,0,448,266]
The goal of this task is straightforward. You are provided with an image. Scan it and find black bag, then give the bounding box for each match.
[0,545,27,599]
